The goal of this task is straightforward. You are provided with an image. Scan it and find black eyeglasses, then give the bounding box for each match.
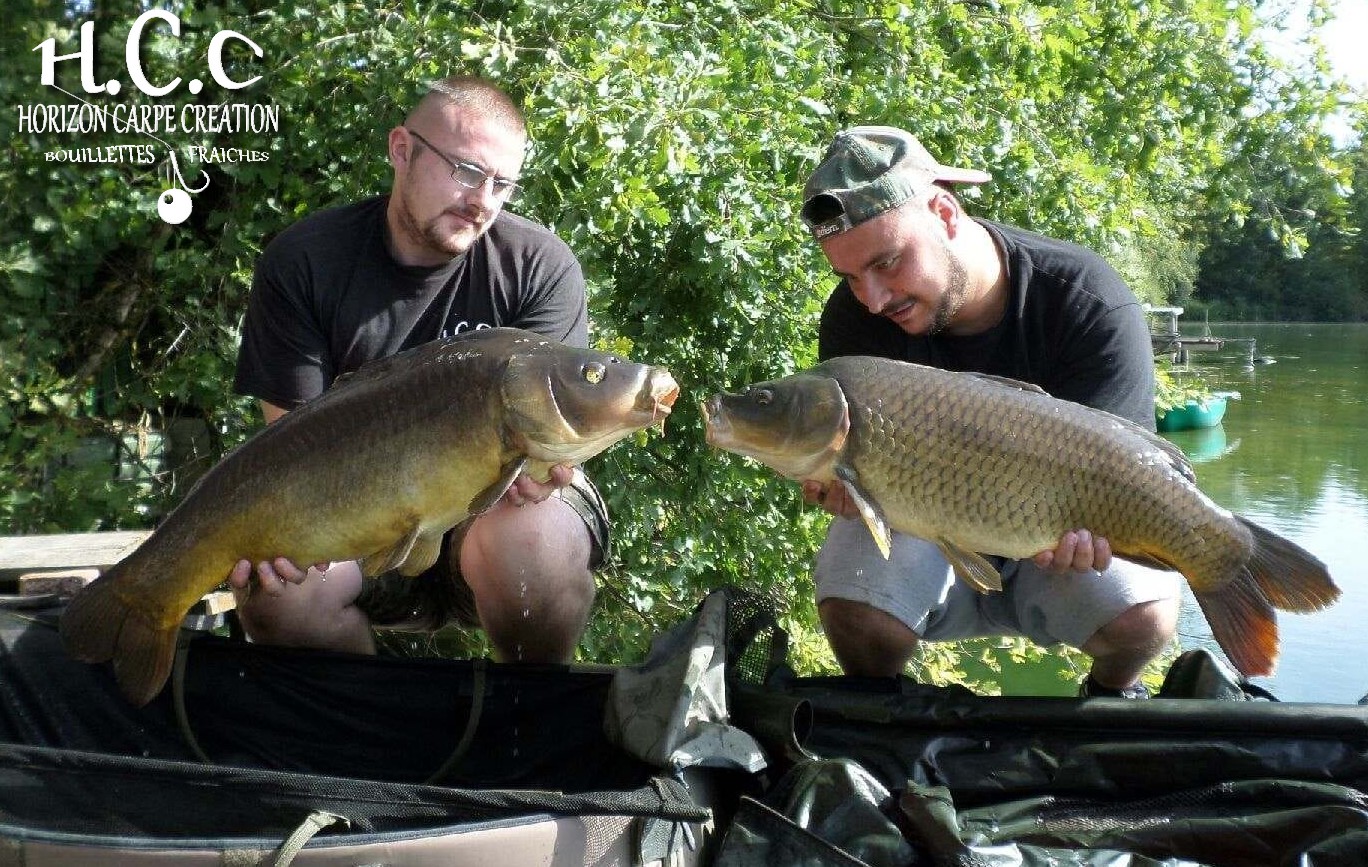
[405,128,522,201]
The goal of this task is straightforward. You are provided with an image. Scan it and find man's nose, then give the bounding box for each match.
[852,277,889,315]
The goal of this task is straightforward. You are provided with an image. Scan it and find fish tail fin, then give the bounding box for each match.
[60,569,178,707]
[1192,571,1279,677]
[1238,515,1341,612]
[59,570,126,663]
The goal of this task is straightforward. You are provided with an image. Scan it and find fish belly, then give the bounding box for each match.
[128,398,506,622]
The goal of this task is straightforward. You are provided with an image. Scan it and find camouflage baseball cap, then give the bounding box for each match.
[801,126,991,240]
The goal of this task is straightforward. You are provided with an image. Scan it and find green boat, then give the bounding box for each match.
[1156,390,1239,432]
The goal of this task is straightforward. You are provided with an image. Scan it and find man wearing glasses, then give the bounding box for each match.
[230,75,607,664]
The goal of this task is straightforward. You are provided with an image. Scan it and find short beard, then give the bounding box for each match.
[927,242,969,335]
[396,189,478,259]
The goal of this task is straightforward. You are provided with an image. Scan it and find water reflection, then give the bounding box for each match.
[1161,323,1367,704]
[1161,425,1238,464]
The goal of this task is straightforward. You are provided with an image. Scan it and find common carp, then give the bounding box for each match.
[701,355,1338,677]
[62,328,679,705]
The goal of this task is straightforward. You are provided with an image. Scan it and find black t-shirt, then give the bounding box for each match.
[234,195,588,408]
[818,219,1156,429]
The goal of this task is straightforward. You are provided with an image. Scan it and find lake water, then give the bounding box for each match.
[1161,322,1367,704]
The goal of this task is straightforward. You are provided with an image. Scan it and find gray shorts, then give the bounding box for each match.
[814,517,1182,649]
[356,467,609,630]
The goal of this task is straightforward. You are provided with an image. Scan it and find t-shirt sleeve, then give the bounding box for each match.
[510,242,589,349]
[232,236,333,409]
[1050,299,1157,430]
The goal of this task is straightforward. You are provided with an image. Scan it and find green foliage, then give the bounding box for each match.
[1191,0,1367,321]
[2,0,1360,687]
[1154,364,1220,415]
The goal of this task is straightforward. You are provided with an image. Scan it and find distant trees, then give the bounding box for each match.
[1188,0,1367,322]
[1194,117,1367,322]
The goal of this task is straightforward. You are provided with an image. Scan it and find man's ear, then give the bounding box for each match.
[388,126,412,169]
[927,186,963,237]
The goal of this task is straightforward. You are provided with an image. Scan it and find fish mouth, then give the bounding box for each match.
[699,395,728,445]
[647,371,680,426]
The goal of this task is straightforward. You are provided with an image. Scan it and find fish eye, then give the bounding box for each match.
[582,362,607,384]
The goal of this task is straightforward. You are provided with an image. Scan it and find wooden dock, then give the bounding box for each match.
[0,530,233,616]
[0,530,151,576]
[1145,304,1241,363]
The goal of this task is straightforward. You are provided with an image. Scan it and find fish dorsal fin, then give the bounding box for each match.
[965,371,1197,485]
[936,539,1004,593]
[326,339,458,393]
[962,371,1050,396]
[468,457,528,516]
[835,464,892,559]
[325,328,525,396]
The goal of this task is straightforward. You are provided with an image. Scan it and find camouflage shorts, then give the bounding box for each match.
[354,468,609,630]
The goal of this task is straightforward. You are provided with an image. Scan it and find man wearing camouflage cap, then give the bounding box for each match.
[799,126,1182,698]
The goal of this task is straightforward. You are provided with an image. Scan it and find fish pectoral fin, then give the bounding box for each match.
[469,457,528,515]
[396,531,445,577]
[835,468,891,560]
[1115,551,1175,572]
[937,540,1004,593]
[359,522,424,578]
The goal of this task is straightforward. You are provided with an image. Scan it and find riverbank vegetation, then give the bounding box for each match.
[4,0,1365,681]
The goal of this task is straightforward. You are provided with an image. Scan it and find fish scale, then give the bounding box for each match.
[702,354,1339,676]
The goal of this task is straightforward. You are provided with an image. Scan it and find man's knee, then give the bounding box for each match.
[460,497,593,583]
[1085,597,1180,656]
[234,561,374,654]
[458,498,596,661]
[819,598,921,677]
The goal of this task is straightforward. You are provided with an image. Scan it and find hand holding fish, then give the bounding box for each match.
[61,329,680,705]
[801,480,860,519]
[227,558,372,654]
[227,557,326,596]
[222,463,575,596]
[703,356,1340,677]
[502,463,575,507]
[1032,529,1113,575]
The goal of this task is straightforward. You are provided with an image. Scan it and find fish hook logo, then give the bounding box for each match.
[156,148,210,225]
